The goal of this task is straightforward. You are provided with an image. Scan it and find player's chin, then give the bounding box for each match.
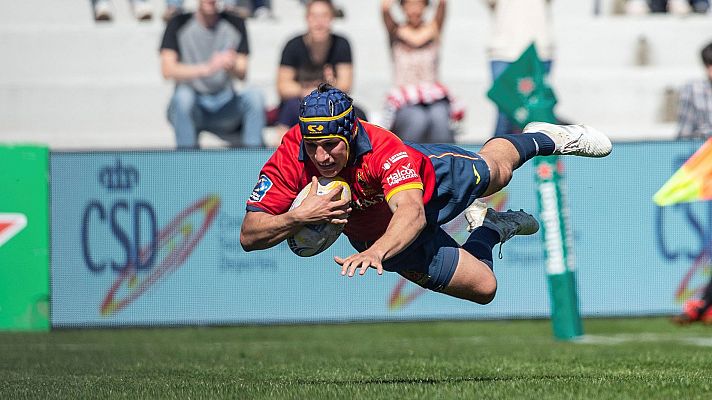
[317,166,340,177]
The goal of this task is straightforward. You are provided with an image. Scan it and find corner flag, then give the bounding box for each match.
[654,138,712,206]
[487,43,557,128]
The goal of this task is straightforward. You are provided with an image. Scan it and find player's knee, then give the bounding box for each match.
[488,159,513,190]
[474,275,497,305]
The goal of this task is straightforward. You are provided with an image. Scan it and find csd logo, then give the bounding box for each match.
[307,124,324,133]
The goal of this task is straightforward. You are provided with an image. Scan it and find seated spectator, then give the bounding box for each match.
[677,42,712,139]
[381,0,460,143]
[160,0,265,148]
[275,0,365,136]
[163,0,273,22]
[93,0,153,21]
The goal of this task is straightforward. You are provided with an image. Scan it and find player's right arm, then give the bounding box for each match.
[240,177,350,251]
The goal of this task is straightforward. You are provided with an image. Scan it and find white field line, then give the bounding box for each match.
[577,333,712,347]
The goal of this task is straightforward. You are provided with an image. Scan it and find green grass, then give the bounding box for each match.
[2,318,712,399]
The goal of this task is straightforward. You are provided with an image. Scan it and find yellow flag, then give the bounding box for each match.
[654,138,712,206]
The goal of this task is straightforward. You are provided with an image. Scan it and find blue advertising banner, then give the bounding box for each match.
[50,141,708,327]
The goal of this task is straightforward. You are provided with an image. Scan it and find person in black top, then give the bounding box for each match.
[274,0,365,138]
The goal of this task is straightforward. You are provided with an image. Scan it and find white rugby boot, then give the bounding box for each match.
[464,199,488,232]
[482,208,539,244]
[523,122,612,158]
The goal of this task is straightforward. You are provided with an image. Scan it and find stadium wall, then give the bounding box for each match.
[49,141,709,328]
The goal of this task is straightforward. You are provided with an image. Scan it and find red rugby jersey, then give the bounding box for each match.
[246,121,437,243]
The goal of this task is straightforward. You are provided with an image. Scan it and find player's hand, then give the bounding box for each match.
[334,249,384,278]
[294,176,351,225]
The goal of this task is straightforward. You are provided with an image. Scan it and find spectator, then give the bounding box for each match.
[485,0,554,136]
[381,0,459,143]
[93,0,153,21]
[648,0,709,14]
[677,42,712,139]
[163,0,273,22]
[298,0,347,18]
[160,0,265,148]
[275,0,364,136]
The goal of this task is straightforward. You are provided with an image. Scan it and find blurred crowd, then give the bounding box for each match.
[92,0,712,148]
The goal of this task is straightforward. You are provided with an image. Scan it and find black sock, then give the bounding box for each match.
[461,226,501,270]
[492,132,556,167]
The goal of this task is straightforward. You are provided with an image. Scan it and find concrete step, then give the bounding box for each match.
[0,67,686,147]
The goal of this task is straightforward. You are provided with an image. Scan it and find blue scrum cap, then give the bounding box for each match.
[298,83,356,144]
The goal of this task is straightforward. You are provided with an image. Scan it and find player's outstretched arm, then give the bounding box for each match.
[335,188,426,277]
[241,177,351,252]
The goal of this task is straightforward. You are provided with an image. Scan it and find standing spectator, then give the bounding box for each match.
[275,0,364,136]
[485,0,554,136]
[160,0,265,148]
[93,0,153,21]
[677,42,712,139]
[382,0,458,143]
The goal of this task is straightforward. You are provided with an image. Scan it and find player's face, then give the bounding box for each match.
[303,138,348,178]
[306,1,334,42]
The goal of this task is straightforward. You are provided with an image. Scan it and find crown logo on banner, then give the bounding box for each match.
[98,159,139,191]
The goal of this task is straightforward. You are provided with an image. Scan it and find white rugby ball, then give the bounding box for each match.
[287,176,351,257]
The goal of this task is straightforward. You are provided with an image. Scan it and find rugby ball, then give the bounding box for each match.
[287,176,351,257]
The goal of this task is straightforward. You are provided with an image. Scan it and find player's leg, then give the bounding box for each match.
[442,248,498,304]
[477,123,613,197]
[445,208,539,303]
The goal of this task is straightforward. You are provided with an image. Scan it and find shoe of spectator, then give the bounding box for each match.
[133,0,153,21]
[252,6,275,20]
[690,0,710,13]
[162,5,181,22]
[668,0,692,14]
[94,0,113,21]
[625,0,650,15]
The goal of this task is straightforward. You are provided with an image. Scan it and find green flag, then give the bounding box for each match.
[487,43,557,127]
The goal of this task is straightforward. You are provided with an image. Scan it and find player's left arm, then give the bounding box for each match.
[335,188,426,277]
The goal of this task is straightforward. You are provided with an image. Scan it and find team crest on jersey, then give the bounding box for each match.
[249,174,272,202]
[356,170,378,197]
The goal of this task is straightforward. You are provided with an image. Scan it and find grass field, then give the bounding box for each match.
[2,318,712,399]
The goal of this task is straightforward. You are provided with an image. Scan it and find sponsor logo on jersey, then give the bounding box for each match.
[386,163,418,186]
[249,174,272,202]
[382,151,408,171]
[356,170,379,197]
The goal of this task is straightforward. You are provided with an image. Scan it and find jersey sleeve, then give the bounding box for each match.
[246,128,303,214]
[369,131,425,202]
